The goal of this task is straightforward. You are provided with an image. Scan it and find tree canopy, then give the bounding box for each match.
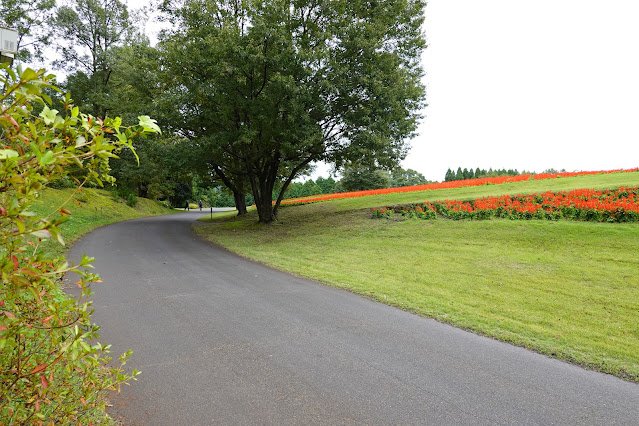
[157,0,426,222]
[54,0,132,117]
[338,164,392,192]
[390,167,430,187]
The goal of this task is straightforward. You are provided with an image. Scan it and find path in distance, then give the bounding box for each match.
[68,211,639,424]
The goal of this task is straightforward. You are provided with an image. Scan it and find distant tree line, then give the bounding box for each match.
[444,167,567,182]
[444,167,520,182]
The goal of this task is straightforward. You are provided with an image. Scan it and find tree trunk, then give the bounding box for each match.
[272,157,314,218]
[212,165,247,215]
[256,196,275,223]
[233,190,247,216]
[250,172,277,224]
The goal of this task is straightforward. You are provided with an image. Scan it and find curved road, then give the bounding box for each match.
[68,211,639,424]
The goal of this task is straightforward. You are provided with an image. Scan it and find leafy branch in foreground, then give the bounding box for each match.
[0,64,160,423]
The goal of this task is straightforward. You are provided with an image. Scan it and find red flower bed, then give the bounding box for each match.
[372,187,639,223]
[281,168,639,206]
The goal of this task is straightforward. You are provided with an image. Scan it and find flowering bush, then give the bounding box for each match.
[372,188,639,223]
[371,206,393,219]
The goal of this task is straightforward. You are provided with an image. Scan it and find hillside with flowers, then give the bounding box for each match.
[280,168,638,206]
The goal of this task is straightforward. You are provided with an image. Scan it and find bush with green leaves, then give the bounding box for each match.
[109,185,139,207]
[0,65,160,423]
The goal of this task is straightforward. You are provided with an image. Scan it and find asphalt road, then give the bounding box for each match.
[67,210,639,425]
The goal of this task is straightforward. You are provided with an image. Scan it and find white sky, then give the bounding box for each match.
[133,0,639,181]
[404,0,639,181]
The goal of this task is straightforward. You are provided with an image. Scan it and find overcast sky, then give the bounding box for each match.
[135,0,639,181]
[404,0,639,181]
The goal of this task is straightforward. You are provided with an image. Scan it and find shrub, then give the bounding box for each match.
[126,193,139,207]
[109,186,139,207]
[0,65,160,422]
[47,176,77,189]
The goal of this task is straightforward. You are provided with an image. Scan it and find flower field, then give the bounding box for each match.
[373,187,639,222]
[280,168,639,206]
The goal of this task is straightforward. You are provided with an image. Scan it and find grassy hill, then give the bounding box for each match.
[195,171,639,381]
[31,187,174,256]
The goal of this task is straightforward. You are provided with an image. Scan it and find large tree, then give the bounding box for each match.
[390,167,430,187]
[158,0,426,223]
[338,164,392,192]
[54,0,132,117]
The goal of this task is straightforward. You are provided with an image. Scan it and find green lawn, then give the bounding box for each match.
[195,171,639,381]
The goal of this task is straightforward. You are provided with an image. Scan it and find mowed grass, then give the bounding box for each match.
[195,171,639,381]
[31,187,174,256]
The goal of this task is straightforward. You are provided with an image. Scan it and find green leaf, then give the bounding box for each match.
[48,227,65,246]
[5,66,16,81]
[137,115,161,134]
[115,132,127,144]
[31,229,52,239]
[40,150,56,166]
[39,106,59,125]
[0,149,19,160]
[21,68,38,82]
[56,261,70,273]
[112,116,122,131]
[79,255,95,266]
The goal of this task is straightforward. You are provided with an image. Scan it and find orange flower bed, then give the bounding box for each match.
[280,168,639,206]
[372,187,639,223]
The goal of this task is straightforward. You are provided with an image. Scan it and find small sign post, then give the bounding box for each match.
[0,28,18,65]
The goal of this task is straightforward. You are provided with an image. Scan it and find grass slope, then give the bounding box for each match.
[32,187,174,256]
[196,171,639,381]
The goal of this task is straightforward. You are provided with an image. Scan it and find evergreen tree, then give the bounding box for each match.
[444,168,455,182]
